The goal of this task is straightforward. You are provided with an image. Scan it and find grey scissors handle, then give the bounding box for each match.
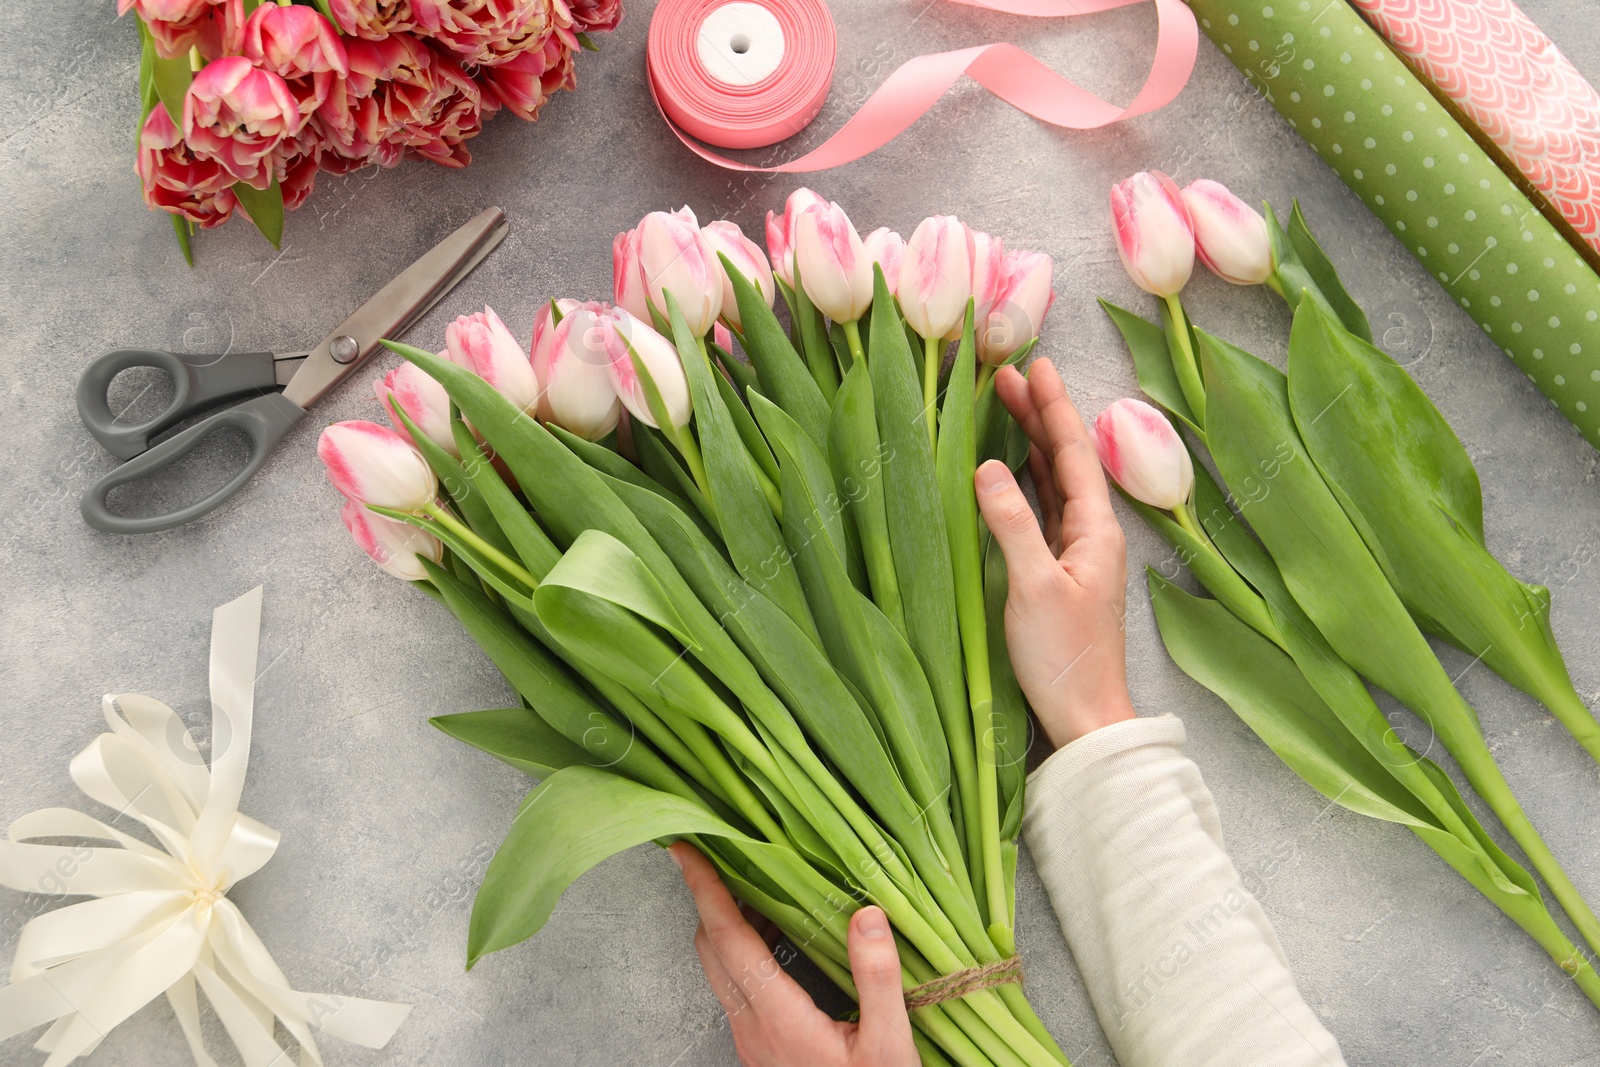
[76,348,280,461]
[80,393,309,534]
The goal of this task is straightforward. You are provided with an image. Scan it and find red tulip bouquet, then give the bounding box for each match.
[123,0,623,260]
[316,192,1069,1065]
[1099,171,1600,1012]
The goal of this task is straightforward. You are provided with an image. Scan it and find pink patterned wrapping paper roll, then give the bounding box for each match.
[1351,0,1600,261]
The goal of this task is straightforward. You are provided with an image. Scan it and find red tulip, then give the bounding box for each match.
[318,421,438,511]
[341,499,443,581]
[327,0,419,40]
[121,0,243,61]
[316,35,489,171]
[412,0,571,68]
[479,30,577,121]
[183,56,299,190]
[135,105,238,228]
[567,0,623,32]
[242,3,349,129]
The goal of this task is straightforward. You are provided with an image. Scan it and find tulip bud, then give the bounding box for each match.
[1092,399,1194,510]
[765,187,828,288]
[182,55,300,190]
[445,306,540,415]
[341,499,443,581]
[318,420,438,511]
[374,362,457,457]
[794,201,873,323]
[966,228,1005,340]
[701,220,774,330]
[861,228,905,297]
[636,207,724,335]
[536,300,623,441]
[1182,179,1273,286]
[601,308,693,430]
[979,250,1055,366]
[612,226,651,324]
[1109,171,1195,298]
[898,216,971,340]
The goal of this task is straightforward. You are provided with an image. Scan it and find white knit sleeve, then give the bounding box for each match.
[1021,715,1346,1067]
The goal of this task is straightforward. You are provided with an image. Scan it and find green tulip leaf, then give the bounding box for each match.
[828,361,904,632]
[721,253,830,452]
[1286,201,1372,343]
[232,177,284,249]
[1099,299,1200,434]
[431,706,593,780]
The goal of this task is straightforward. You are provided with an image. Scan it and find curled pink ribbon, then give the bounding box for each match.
[648,0,1198,172]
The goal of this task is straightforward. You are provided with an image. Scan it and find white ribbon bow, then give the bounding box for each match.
[0,587,411,1066]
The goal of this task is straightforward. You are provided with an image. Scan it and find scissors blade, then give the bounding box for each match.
[281,206,508,409]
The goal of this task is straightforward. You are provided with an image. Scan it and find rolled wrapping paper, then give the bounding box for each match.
[1188,0,1600,448]
[1351,0,1600,265]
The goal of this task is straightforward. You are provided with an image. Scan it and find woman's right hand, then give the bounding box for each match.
[975,359,1137,750]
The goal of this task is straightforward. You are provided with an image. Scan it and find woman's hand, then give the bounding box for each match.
[976,359,1136,749]
[670,842,920,1067]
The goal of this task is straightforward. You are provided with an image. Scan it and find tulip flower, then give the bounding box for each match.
[480,34,577,122]
[534,300,623,442]
[318,421,438,512]
[412,0,560,67]
[341,498,444,581]
[183,55,300,190]
[1093,398,1194,510]
[612,226,651,324]
[701,220,773,332]
[979,250,1055,367]
[446,307,540,415]
[764,187,828,288]
[136,105,238,228]
[328,0,419,39]
[793,200,873,324]
[602,308,693,432]
[899,215,972,342]
[966,228,1006,339]
[1182,179,1273,286]
[242,2,349,128]
[630,208,724,336]
[567,0,623,32]
[1110,170,1205,423]
[121,0,243,60]
[1110,170,1195,299]
[861,228,905,297]
[375,362,457,457]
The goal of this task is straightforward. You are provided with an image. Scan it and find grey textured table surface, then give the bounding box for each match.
[5,1,1600,1064]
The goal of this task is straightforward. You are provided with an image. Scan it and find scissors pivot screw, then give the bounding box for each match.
[329,335,361,364]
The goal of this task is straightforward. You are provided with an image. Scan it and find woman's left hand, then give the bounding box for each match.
[670,842,920,1067]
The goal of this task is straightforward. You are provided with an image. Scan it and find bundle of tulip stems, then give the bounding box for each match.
[1100,172,1600,1009]
[317,196,1063,1065]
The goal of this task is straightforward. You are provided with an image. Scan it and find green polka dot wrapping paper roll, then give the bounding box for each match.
[1188,0,1600,442]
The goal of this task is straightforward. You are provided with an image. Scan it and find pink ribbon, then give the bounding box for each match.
[648,0,1198,172]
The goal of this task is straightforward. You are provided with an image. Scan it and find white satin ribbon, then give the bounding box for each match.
[0,587,411,1066]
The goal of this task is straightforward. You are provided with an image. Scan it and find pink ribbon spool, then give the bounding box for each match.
[647,0,1201,173]
[648,0,837,150]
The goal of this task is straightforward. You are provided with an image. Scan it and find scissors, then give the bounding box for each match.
[77,207,508,535]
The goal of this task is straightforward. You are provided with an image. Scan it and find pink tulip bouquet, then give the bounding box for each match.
[317,192,1068,1064]
[123,0,622,260]
[1099,173,1600,1012]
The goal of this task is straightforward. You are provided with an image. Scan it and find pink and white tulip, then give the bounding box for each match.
[861,228,905,297]
[1110,171,1195,298]
[318,420,438,511]
[700,220,773,331]
[341,499,444,581]
[445,306,540,415]
[966,228,1006,340]
[793,200,873,323]
[898,215,971,340]
[612,226,651,324]
[136,105,238,228]
[375,362,457,457]
[765,187,828,288]
[121,0,244,61]
[1092,398,1193,510]
[183,56,300,189]
[601,308,693,430]
[534,300,623,441]
[1182,179,1273,286]
[980,250,1055,366]
[633,207,724,334]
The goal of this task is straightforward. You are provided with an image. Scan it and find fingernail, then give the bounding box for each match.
[975,461,1009,495]
[858,907,889,940]
[668,845,684,870]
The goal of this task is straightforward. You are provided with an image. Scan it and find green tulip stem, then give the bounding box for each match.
[420,501,539,591]
[842,318,867,368]
[975,361,997,399]
[668,413,714,507]
[923,335,942,449]
[1162,293,1207,424]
